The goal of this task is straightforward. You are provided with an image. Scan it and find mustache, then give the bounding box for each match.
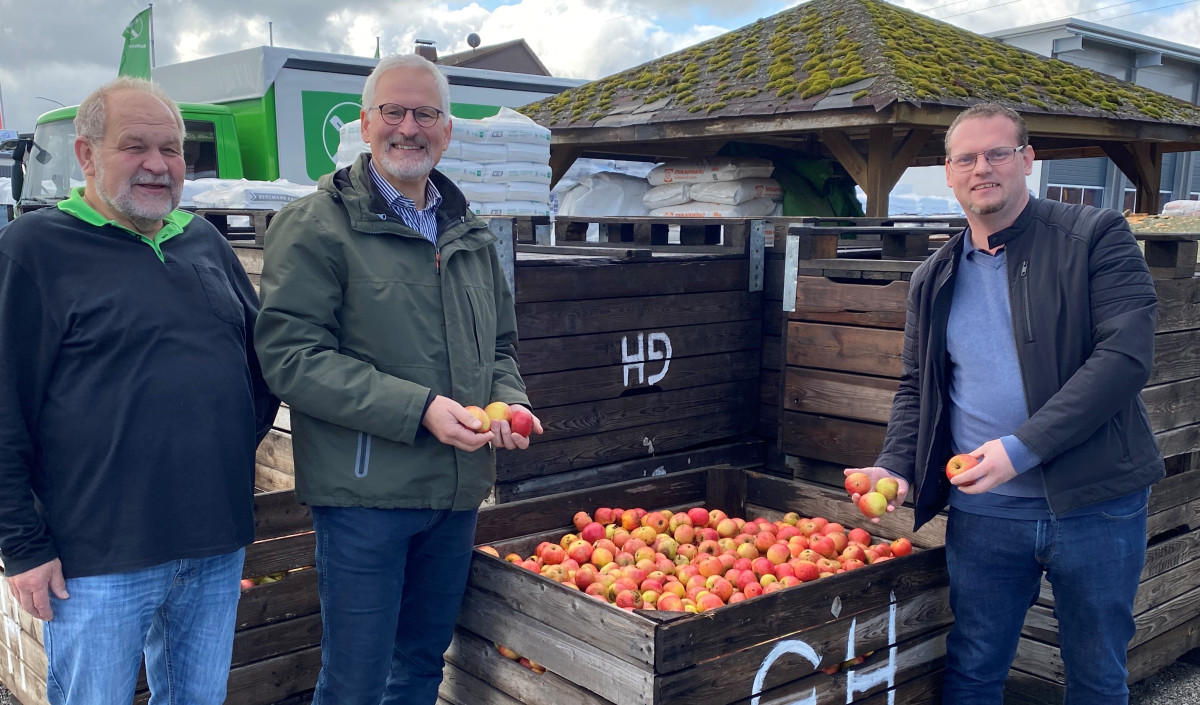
[131,172,175,186]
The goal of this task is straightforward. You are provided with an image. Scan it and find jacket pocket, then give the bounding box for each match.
[464,287,498,365]
[193,264,244,326]
[354,432,372,478]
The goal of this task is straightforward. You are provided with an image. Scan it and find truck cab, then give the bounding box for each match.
[13,103,243,215]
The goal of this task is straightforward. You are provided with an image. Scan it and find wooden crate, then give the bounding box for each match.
[194,208,276,245]
[440,465,952,705]
[1006,463,1200,702]
[779,231,1200,488]
[0,490,322,705]
[240,220,772,502]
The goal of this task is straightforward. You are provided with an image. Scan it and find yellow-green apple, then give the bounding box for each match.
[630,525,657,545]
[845,472,872,496]
[558,533,578,550]
[736,542,760,561]
[463,405,490,432]
[875,476,900,502]
[510,407,534,436]
[484,401,511,424]
[781,512,801,526]
[946,454,979,480]
[857,492,888,518]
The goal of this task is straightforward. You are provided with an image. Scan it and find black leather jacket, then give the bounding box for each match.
[876,198,1165,530]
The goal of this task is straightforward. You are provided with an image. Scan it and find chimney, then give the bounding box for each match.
[414,39,438,63]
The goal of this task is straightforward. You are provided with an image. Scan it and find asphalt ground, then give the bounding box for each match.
[3,652,1200,704]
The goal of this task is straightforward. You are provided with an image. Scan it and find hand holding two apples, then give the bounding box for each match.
[462,400,542,450]
[843,469,906,523]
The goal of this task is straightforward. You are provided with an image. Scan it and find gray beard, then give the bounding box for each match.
[94,159,181,229]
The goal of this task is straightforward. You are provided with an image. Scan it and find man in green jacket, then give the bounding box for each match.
[254,54,541,705]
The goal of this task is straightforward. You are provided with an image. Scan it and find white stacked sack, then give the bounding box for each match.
[189,179,317,209]
[333,110,553,216]
[445,107,552,217]
[643,157,783,217]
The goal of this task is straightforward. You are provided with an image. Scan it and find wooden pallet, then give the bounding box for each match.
[442,466,952,705]
[193,208,276,245]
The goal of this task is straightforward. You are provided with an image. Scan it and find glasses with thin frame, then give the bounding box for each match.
[372,104,444,127]
[946,145,1027,172]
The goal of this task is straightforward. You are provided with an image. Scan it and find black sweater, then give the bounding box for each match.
[0,205,277,577]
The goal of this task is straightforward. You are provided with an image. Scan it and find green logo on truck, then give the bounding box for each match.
[301,91,364,180]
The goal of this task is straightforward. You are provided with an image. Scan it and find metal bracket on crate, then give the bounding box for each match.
[783,232,799,312]
[489,218,516,294]
[534,221,552,246]
[748,220,767,292]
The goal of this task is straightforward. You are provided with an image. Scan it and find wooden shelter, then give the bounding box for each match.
[519,0,1200,215]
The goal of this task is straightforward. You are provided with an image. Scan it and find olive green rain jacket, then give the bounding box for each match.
[255,155,528,510]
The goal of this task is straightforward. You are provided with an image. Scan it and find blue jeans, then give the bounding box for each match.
[310,506,478,705]
[943,503,1147,704]
[43,548,244,705]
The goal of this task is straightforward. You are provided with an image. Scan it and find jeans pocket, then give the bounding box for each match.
[1101,501,1147,522]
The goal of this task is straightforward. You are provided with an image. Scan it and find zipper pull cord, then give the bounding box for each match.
[435,251,441,275]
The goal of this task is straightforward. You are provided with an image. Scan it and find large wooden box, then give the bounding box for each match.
[0,491,322,705]
[440,465,952,705]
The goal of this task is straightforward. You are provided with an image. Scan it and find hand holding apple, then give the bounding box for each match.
[843,467,909,523]
[421,395,495,451]
[946,440,1018,494]
[491,403,543,450]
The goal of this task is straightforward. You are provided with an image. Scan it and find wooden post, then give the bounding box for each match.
[1102,142,1163,215]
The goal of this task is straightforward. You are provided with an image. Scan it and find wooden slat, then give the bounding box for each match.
[496,401,755,483]
[514,258,748,304]
[520,319,760,375]
[231,613,322,668]
[790,277,910,328]
[786,322,903,377]
[252,490,312,540]
[516,290,759,338]
[1149,329,1200,385]
[520,349,760,408]
[242,532,317,580]
[783,369,898,423]
[782,412,888,468]
[235,568,320,630]
[444,627,613,705]
[1154,276,1200,334]
[1143,377,1200,433]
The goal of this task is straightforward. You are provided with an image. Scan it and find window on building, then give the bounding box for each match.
[1123,189,1174,213]
[1046,184,1103,206]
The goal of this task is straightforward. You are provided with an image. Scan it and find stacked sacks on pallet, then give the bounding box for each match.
[642,157,783,218]
[443,108,553,217]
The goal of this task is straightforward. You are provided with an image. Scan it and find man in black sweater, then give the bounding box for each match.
[0,77,276,704]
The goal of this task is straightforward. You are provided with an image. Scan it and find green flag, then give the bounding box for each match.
[374,37,380,59]
[118,8,152,78]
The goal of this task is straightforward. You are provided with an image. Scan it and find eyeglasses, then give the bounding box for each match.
[372,104,444,127]
[946,145,1027,172]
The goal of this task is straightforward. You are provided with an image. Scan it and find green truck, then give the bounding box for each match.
[11,46,583,213]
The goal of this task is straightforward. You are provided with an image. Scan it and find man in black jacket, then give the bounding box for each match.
[0,77,277,704]
[847,103,1162,704]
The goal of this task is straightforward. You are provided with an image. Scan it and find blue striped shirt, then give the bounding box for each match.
[368,160,443,245]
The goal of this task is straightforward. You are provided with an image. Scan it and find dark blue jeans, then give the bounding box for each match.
[943,502,1147,705]
[310,505,478,705]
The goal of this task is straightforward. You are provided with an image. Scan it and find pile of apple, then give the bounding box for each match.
[239,571,287,590]
[481,506,914,614]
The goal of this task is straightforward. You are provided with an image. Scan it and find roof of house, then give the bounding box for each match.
[438,38,552,76]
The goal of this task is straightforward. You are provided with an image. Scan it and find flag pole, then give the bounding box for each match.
[148,3,156,67]
[0,82,6,130]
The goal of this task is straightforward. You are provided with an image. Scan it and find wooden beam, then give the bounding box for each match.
[888,128,933,185]
[548,147,582,189]
[865,126,894,218]
[1102,143,1163,214]
[820,130,867,186]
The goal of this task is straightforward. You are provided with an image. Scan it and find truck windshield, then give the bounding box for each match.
[22,120,83,204]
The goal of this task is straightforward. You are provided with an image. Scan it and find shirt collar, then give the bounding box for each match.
[367,159,442,214]
[58,187,193,241]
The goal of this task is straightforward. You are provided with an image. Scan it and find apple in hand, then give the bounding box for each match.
[463,405,491,432]
[857,492,888,518]
[875,477,900,502]
[510,407,534,436]
[484,401,512,424]
[844,472,872,496]
[946,454,979,481]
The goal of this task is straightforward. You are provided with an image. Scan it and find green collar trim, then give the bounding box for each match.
[58,188,193,262]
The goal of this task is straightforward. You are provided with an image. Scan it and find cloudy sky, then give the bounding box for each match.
[1,0,1197,132]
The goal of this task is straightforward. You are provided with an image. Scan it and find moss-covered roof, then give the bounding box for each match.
[519,0,1200,129]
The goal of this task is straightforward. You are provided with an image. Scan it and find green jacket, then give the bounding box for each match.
[254,155,527,510]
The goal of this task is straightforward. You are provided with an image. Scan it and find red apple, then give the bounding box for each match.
[687,507,711,526]
[845,472,872,496]
[946,454,979,480]
[890,537,914,557]
[510,407,534,436]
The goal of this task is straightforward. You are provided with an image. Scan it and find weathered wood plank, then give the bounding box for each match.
[783,368,898,423]
[790,277,910,329]
[781,412,888,469]
[444,627,614,705]
[516,290,760,339]
[514,259,749,304]
[787,322,904,377]
[1143,377,1200,433]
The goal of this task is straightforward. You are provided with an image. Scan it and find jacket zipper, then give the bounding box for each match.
[1019,260,1034,343]
[436,251,441,275]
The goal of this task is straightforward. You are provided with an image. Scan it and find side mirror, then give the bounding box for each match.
[10,137,31,203]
